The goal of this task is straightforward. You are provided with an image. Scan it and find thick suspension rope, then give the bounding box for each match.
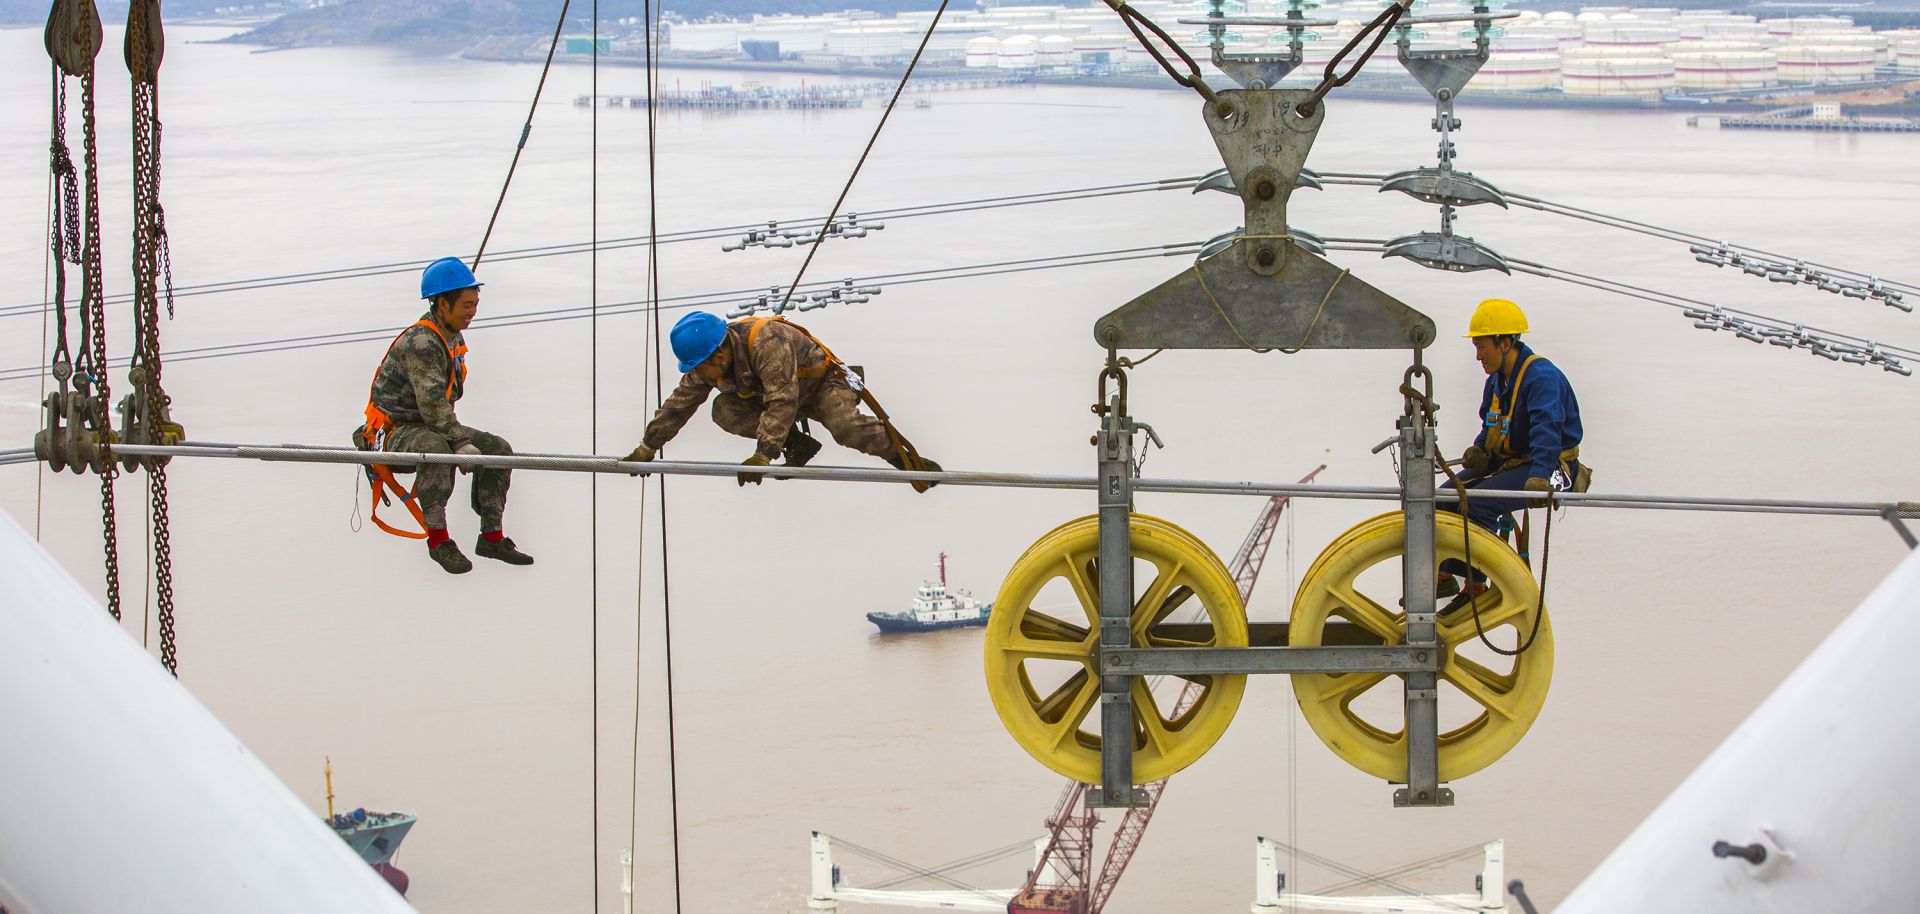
[473,0,574,268]
[126,0,179,675]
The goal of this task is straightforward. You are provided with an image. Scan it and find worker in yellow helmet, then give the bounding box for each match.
[1440,298,1587,597]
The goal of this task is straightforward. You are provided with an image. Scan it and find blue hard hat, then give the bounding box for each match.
[420,256,483,300]
[671,312,728,373]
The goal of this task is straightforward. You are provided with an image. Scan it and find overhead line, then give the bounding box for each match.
[0,178,1200,320]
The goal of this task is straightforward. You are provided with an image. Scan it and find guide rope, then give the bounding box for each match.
[473,0,575,268]
[775,0,953,313]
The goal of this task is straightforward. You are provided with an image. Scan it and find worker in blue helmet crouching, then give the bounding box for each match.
[352,257,533,574]
[1438,298,1590,601]
[622,312,940,491]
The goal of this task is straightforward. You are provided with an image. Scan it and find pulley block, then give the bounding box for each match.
[34,389,115,475]
[984,514,1249,785]
[1290,511,1553,782]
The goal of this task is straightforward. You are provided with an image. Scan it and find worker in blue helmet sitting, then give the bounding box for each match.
[622,312,939,491]
[1438,298,1589,600]
[353,257,532,574]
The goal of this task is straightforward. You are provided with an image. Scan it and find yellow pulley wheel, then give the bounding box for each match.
[984,514,1249,785]
[1290,511,1554,782]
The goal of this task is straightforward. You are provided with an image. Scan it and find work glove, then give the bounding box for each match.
[738,452,771,487]
[455,442,481,475]
[622,443,656,477]
[1461,445,1491,475]
[1523,476,1553,507]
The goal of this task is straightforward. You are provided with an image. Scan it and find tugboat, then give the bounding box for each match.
[324,758,416,896]
[866,553,992,633]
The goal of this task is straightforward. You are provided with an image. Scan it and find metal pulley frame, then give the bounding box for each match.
[1175,0,1338,90]
[1033,79,1478,809]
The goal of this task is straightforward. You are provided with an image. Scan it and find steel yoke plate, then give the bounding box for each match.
[1094,90,1435,352]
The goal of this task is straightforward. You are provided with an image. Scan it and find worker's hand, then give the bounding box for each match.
[1461,445,1491,475]
[455,442,481,475]
[621,443,656,477]
[1523,476,1553,507]
[737,453,771,487]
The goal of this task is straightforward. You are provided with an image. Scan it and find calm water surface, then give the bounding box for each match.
[2,24,1917,913]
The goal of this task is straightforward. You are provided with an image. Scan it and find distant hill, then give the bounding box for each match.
[229,0,959,48]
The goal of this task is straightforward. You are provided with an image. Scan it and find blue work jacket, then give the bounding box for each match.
[1471,342,1583,482]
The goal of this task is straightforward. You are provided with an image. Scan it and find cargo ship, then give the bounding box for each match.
[324,760,415,896]
[867,553,992,633]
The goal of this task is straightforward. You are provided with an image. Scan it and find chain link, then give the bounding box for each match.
[74,68,123,621]
[128,0,177,674]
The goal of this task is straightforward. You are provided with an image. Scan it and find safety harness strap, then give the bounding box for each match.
[356,319,465,539]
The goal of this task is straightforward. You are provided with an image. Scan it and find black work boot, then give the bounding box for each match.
[428,540,473,575]
[782,426,823,468]
[475,535,535,566]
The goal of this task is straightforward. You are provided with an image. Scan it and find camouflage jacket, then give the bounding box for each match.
[643,318,838,458]
[368,311,476,450]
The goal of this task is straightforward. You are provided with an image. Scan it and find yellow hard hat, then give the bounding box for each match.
[1464,298,1528,338]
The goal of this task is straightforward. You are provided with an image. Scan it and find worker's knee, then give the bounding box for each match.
[709,396,762,438]
[471,430,513,456]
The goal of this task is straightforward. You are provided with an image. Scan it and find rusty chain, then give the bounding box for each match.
[80,54,122,621]
[48,69,78,377]
[128,0,177,674]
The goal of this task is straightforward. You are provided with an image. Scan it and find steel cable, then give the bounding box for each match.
[473,0,575,268]
[774,0,953,312]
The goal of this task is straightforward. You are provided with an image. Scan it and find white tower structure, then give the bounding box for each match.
[0,510,415,914]
[1555,547,1920,913]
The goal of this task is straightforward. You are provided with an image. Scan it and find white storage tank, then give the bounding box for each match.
[1680,19,1765,42]
[1580,6,1632,16]
[1037,34,1075,68]
[1671,49,1778,88]
[1561,47,1676,96]
[1789,32,1889,64]
[1673,39,1765,52]
[1776,44,1876,82]
[1583,21,1683,49]
[1471,51,1562,89]
[1764,16,1854,41]
[1895,34,1920,67]
[1492,29,1562,55]
[1635,8,1679,21]
[965,36,999,68]
[997,34,1039,69]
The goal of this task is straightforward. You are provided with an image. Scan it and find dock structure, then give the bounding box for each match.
[1710,104,1920,133]
[576,73,1023,110]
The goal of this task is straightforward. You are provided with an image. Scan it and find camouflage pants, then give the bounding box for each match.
[379,425,513,531]
[710,379,895,459]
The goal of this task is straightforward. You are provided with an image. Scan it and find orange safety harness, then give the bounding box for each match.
[356,319,468,539]
[717,317,934,487]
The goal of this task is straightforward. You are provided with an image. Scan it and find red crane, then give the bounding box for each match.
[1010,466,1326,914]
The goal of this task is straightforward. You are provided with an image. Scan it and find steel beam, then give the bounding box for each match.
[1103,644,1438,675]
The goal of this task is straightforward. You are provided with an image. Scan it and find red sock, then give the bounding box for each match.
[426,528,451,547]
[482,530,505,543]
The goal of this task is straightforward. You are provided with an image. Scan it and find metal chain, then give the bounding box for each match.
[75,67,122,620]
[48,69,78,373]
[128,0,176,673]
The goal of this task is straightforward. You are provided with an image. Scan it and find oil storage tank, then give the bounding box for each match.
[965,36,999,68]
[1776,44,1876,82]
[1789,32,1889,64]
[1471,51,1563,90]
[1671,48,1778,88]
[1560,46,1676,96]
